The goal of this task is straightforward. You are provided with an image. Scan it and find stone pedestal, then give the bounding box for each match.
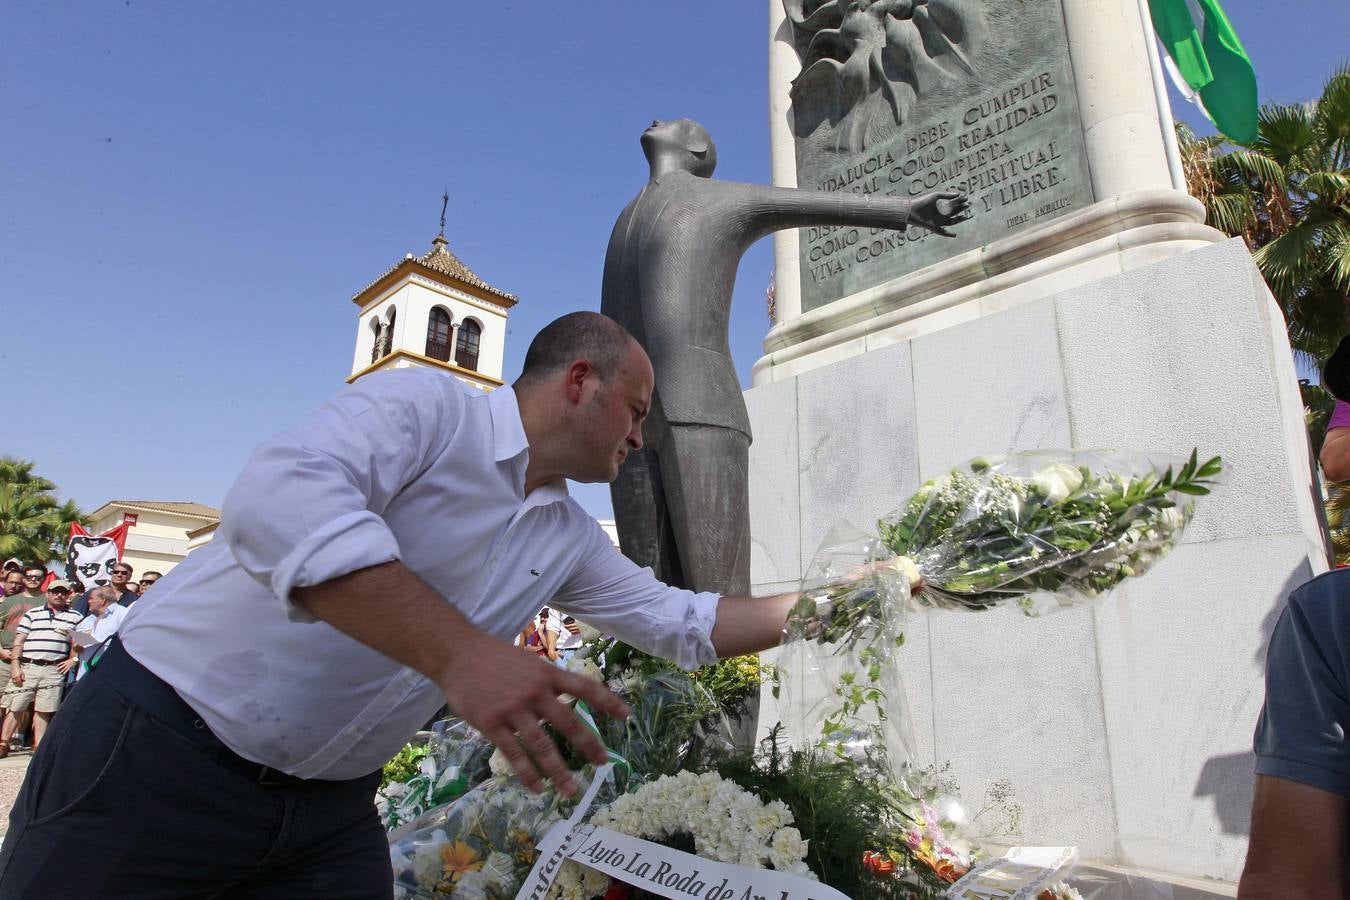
[753,0,1325,882]
[760,0,1203,385]
[749,239,1327,883]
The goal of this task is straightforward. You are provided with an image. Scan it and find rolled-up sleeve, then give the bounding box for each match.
[220,370,460,622]
[1254,573,1350,796]
[551,520,719,670]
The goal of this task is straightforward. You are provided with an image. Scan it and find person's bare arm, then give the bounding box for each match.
[710,593,799,658]
[1321,428,1350,482]
[1239,775,1350,898]
[542,627,559,661]
[710,563,923,658]
[292,560,629,795]
[8,635,23,686]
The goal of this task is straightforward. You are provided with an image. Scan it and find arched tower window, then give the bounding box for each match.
[425,307,452,362]
[456,319,481,371]
[369,318,383,363]
[374,307,396,360]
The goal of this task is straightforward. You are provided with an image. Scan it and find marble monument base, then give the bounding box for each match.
[748,238,1326,883]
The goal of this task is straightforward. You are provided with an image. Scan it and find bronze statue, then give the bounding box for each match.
[602,118,968,596]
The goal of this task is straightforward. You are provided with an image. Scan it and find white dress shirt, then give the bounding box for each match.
[119,370,719,779]
[74,603,128,678]
[550,608,584,651]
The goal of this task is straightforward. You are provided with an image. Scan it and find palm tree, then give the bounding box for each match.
[0,457,88,565]
[1178,64,1350,365]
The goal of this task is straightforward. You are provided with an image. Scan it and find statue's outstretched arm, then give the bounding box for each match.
[718,181,968,242]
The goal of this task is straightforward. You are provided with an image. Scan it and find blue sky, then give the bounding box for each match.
[2,1,1346,520]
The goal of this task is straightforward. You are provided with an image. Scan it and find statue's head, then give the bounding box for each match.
[640,118,717,177]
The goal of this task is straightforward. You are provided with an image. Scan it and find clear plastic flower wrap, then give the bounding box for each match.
[385,661,737,899]
[379,719,496,834]
[389,766,619,900]
[881,449,1222,615]
[777,449,1222,768]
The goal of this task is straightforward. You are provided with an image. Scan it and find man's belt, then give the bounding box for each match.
[18,657,61,667]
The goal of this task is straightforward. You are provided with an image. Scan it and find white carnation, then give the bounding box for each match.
[1032,462,1083,503]
[488,747,514,778]
[564,655,603,682]
[591,772,813,877]
[455,870,491,900]
[483,851,515,890]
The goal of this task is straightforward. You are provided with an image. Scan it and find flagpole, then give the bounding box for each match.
[1136,0,1189,192]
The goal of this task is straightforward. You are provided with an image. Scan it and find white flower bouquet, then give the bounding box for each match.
[787,449,1222,648]
[389,770,591,900]
[777,449,1221,766]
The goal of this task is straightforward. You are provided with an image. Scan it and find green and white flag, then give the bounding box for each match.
[1148,0,1258,143]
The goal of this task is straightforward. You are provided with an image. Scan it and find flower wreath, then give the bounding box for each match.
[547,771,814,900]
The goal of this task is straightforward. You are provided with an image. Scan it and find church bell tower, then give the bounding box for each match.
[348,219,517,391]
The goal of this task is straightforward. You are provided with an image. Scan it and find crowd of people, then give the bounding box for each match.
[0,558,160,757]
[517,606,584,663]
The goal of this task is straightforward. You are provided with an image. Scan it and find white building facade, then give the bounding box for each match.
[87,500,221,577]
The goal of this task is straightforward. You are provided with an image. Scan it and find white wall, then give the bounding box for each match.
[352,286,410,375]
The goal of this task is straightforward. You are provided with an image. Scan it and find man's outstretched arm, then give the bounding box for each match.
[710,593,798,658]
[293,561,629,796]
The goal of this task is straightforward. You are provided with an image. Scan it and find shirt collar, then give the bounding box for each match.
[487,386,529,463]
[486,385,571,506]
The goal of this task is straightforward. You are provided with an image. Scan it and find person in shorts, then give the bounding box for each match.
[0,579,81,756]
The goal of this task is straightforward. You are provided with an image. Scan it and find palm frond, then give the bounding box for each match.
[1255,221,1326,296]
[1302,171,1350,203]
[1214,150,1288,190]
[1206,193,1258,239]
[1324,220,1350,295]
[1312,64,1350,166]
[1255,103,1318,165]
[1283,285,1350,361]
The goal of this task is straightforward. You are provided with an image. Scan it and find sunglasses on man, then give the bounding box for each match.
[49,588,70,596]
[23,574,43,581]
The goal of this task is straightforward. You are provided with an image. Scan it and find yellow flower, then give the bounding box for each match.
[439,840,484,882]
[509,828,537,865]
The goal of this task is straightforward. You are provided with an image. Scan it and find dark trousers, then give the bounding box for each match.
[0,639,391,898]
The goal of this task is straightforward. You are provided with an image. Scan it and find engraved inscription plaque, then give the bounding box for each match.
[784,0,1094,312]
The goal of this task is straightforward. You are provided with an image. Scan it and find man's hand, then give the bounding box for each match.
[57,658,77,676]
[908,190,970,237]
[9,665,22,687]
[439,632,628,796]
[293,560,629,798]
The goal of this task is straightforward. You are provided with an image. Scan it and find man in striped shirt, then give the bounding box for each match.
[0,579,81,755]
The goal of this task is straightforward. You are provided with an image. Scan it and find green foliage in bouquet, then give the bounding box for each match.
[593,667,728,780]
[595,641,767,716]
[712,728,975,900]
[689,654,772,709]
[382,742,430,790]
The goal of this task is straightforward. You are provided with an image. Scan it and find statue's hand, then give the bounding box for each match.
[909,190,970,237]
